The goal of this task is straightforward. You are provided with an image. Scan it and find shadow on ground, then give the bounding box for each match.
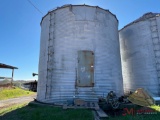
[0,102,94,120]
[1,102,160,120]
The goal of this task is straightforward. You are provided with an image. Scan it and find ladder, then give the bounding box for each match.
[150,17,160,95]
[45,12,55,99]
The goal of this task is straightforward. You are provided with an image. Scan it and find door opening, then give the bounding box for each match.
[77,50,94,87]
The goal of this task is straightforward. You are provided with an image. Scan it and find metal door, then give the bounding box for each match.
[77,50,94,87]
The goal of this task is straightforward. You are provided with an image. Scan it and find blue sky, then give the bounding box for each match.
[0,0,160,80]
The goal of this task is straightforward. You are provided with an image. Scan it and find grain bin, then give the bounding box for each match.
[37,5,123,103]
[119,12,160,96]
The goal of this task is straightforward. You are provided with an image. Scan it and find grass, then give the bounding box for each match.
[1,93,160,120]
[0,103,94,120]
[0,87,35,100]
[150,105,160,112]
[0,103,28,116]
[1,102,160,120]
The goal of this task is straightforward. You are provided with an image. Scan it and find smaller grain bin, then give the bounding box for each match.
[119,12,160,96]
[37,4,123,103]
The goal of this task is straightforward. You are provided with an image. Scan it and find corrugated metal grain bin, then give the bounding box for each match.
[119,12,160,96]
[37,4,123,103]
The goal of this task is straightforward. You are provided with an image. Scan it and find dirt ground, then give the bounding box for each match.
[0,94,36,109]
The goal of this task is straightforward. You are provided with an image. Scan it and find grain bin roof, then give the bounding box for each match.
[40,4,118,25]
[0,63,18,69]
[120,12,160,31]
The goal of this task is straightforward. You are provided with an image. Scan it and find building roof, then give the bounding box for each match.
[0,63,18,69]
[23,80,37,85]
[41,4,118,25]
[120,12,160,31]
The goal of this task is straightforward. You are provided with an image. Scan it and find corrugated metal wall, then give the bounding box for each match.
[119,13,160,96]
[37,5,123,103]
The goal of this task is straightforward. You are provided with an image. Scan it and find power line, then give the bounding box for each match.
[27,0,43,15]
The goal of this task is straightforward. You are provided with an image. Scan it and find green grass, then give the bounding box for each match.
[0,87,35,100]
[0,103,28,116]
[0,103,94,120]
[1,102,160,120]
[150,105,160,112]
[1,99,160,120]
[107,114,160,120]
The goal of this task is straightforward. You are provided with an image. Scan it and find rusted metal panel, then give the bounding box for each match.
[77,51,94,87]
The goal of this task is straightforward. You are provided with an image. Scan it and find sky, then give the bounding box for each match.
[0,0,160,80]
